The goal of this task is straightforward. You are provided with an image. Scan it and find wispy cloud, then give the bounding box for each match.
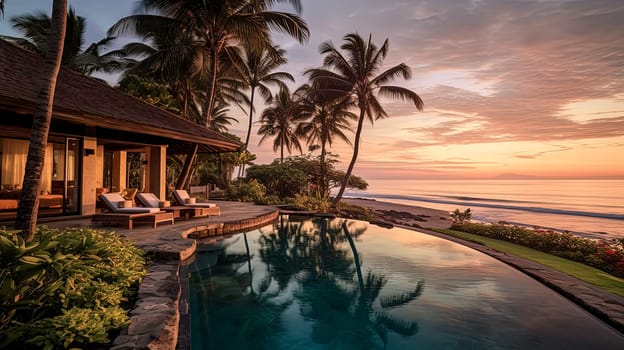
[514,145,573,159]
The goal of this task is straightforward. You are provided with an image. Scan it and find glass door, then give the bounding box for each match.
[50,138,80,215]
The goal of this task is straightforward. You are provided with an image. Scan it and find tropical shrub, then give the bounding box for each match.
[451,222,624,277]
[450,208,472,224]
[226,178,268,204]
[245,155,368,203]
[0,226,147,349]
[245,162,309,199]
[291,194,331,212]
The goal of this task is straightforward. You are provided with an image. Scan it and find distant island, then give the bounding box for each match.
[495,173,624,180]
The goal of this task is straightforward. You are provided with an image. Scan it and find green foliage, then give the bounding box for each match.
[291,194,331,212]
[26,306,129,349]
[245,155,368,203]
[450,208,472,224]
[226,179,268,204]
[0,226,147,349]
[451,222,624,277]
[246,162,308,199]
[117,74,181,113]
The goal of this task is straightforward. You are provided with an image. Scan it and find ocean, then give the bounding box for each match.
[344,179,624,238]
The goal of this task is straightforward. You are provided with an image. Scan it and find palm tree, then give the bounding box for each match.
[15,0,68,241]
[239,45,294,150]
[306,33,424,206]
[6,7,129,75]
[297,83,356,198]
[109,0,308,188]
[109,0,308,126]
[257,87,304,163]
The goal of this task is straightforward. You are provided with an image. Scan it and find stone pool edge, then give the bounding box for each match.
[408,225,624,335]
[110,210,279,350]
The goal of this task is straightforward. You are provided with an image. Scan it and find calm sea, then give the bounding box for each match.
[344,179,624,238]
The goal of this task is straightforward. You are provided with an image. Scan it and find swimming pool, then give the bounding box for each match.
[188,215,624,349]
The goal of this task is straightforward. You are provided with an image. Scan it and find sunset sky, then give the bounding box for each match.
[2,0,623,179]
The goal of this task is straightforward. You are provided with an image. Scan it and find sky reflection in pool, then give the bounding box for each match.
[189,215,624,349]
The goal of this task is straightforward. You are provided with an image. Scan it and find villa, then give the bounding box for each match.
[0,39,241,221]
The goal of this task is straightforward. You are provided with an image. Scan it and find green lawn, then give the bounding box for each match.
[434,229,624,297]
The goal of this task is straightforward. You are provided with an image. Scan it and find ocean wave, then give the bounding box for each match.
[346,192,624,221]
[434,195,531,204]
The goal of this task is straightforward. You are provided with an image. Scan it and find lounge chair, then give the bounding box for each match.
[92,192,174,229]
[136,192,213,220]
[173,189,221,216]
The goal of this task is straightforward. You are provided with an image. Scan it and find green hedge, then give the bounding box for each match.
[0,226,147,349]
[451,222,624,277]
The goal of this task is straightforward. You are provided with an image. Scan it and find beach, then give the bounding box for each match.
[345,178,624,238]
[342,198,453,230]
[342,197,622,240]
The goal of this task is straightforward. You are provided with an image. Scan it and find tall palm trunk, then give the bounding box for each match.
[319,135,328,197]
[177,46,218,190]
[280,130,285,163]
[342,222,365,291]
[244,87,256,150]
[179,46,219,189]
[175,144,198,190]
[332,106,365,206]
[238,87,256,178]
[15,0,68,241]
[202,47,219,127]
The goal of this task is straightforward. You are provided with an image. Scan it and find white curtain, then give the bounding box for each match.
[40,144,54,193]
[1,139,54,192]
[67,149,76,181]
[1,139,28,188]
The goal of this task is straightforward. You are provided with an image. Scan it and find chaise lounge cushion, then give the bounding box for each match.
[136,192,160,208]
[173,190,217,208]
[99,193,160,213]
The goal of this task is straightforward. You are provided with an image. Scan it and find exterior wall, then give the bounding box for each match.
[81,137,98,215]
[147,145,167,199]
[111,151,127,193]
[95,145,104,189]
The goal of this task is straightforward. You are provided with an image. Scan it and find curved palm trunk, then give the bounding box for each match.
[202,48,219,127]
[332,107,366,206]
[319,137,328,198]
[342,221,365,292]
[238,87,256,178]
[15,0,68,241]
[182,46,218,189]
[175,144,198,190]
[244,87,256,149]
[280,130,285,163]
[243,232,255,295]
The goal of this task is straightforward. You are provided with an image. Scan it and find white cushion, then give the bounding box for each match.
[173,190,189,204]
[137,193,160,208]
[100,193,126,209]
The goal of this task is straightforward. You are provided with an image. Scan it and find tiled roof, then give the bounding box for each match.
[0,39,241,153]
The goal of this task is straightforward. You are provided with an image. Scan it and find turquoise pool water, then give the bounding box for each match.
[189,216,624,349]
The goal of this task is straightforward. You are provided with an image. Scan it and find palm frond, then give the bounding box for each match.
[376,311,419,336]
[378,86,424,111]
[379,280,425,309]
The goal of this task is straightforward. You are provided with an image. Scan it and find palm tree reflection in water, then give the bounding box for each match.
[190,215,424,349]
